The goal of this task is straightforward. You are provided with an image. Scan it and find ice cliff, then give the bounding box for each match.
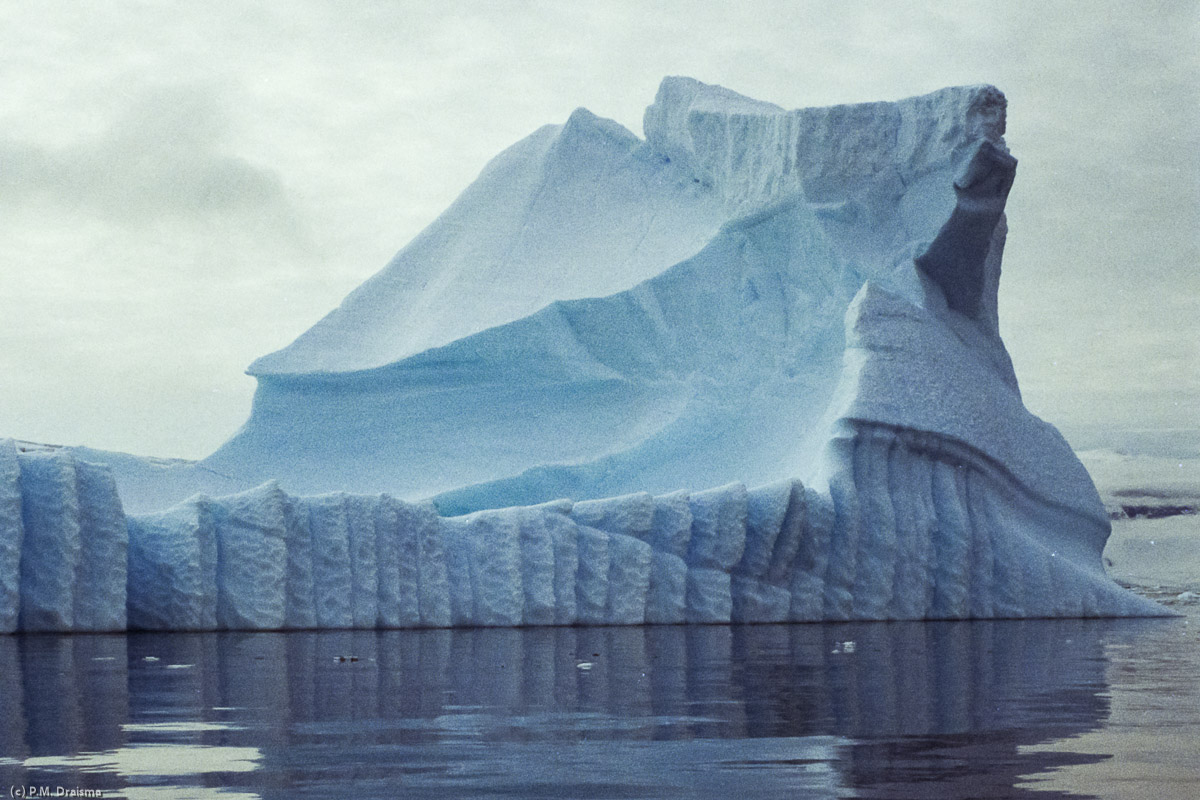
[0,437,1163,633]
[0,78,1168,631]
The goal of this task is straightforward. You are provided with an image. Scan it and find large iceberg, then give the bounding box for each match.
[0,78,1168,631]
[206,79,1024,507]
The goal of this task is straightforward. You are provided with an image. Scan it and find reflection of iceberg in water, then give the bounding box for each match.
[0,618,1166,798]
[0,636,130,793]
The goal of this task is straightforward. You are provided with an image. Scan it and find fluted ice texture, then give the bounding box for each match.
[0,435,1163,632]
[2,441,127,633]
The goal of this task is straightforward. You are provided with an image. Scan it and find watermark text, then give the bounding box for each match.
[10,787,103,798]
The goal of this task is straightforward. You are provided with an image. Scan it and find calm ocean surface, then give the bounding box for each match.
[1,607,1197,799]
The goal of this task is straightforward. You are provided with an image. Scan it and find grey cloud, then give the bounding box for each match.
[1,87,293,225]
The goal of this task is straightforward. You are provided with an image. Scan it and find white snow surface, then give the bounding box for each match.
[0,78,1168,629]
[251,106,728,376]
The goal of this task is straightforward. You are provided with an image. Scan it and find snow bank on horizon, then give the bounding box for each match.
[1079,448,1200,506]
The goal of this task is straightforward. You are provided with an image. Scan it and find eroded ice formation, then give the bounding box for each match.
[201,79,1023,504]
[0,79,1168,630]
[1,442,127,633]
[0,422,1164,633]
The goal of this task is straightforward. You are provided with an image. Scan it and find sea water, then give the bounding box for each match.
[0,608,1196,799]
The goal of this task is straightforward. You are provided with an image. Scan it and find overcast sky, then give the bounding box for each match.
[1,1,1196,459]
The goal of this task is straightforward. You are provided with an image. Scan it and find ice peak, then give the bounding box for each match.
[644,78,1008,216]
[561,106,638,145]
[248,91,726,378]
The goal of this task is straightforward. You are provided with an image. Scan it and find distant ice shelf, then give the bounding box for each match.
[0,78,1169,630]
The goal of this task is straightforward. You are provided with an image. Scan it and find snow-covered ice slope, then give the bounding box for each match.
[0,79,1167,629]
[251,107,728,376]
[68,445,247,515]
[204,79,1011,502]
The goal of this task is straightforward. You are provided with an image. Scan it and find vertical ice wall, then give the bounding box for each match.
[16,449,80,632]
[73,460,128,631]
[127,497,218,630]
[0,439,1167,632]
[2,439,128,633]
[0,441,24,633]
[116,467,1167,630]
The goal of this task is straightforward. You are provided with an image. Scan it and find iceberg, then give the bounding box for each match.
[0,78,1169,631]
